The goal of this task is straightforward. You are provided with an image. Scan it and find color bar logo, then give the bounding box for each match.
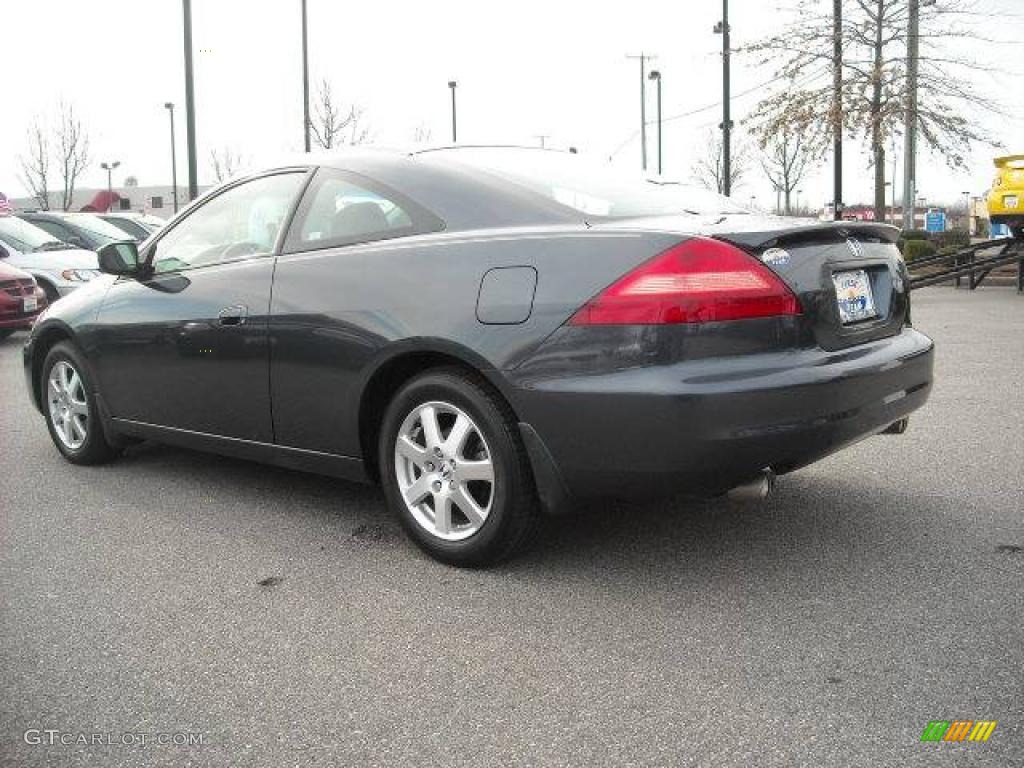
[920,720,997,742]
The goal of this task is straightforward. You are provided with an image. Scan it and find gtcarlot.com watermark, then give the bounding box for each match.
[24,729,204,747]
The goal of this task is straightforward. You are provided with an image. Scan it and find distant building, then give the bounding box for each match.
[8,184,209,219]
[821,203,947,229]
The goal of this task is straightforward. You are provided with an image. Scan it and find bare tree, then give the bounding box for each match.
[759,128,812,215]
[309,79,371,149]
[209,147,244,183]
[56,102,90,211]
[691,130,749,194]
[18,118,50,210]
[744,0,1004,221]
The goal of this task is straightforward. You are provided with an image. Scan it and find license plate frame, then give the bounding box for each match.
[23,296,38,313]
[1004,194,1019,209]
[832,269,878,325]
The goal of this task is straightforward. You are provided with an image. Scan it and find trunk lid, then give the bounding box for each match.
[596,214,910,351]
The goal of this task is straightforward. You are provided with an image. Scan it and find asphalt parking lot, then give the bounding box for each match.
[1,286,1022,767]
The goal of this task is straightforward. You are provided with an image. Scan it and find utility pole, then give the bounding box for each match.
[902,0,920,231]
[714,3,731,195]
[164,102,178,213]
[626,53,655,171]
[301,0,311,152]
[648,70,662,174]
[448,81,458,142]
[182,0,198,200]
[832,0,843,220]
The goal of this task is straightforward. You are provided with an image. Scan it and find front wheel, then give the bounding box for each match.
[379,368,540,566]
[41,342,121,465]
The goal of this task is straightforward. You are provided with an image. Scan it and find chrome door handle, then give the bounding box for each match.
[218,304,248,326]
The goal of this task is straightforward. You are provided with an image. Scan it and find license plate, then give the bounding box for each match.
[1004,195,1019,209]
[23,296,38,312]
[833,269,877,324]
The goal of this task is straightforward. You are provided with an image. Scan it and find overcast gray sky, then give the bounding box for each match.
[3,0,1022,209]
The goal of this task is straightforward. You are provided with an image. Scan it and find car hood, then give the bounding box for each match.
[7,247,100,272]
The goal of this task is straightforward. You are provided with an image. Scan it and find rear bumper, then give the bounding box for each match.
[514,327,934,502]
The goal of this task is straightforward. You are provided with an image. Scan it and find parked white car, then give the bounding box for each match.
[0,215,101,301]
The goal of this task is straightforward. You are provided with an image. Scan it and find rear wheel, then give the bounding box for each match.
[379,368,540,566]
[41,342,120,465]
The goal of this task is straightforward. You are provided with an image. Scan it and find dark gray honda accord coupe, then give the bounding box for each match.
[22,147,934,565]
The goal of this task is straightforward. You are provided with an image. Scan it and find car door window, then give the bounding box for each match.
[284,168,443,253]
[150,172,306,274]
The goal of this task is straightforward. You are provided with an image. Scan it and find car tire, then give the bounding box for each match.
[41,341,121,465]
[37,280,59,304]
[379,367,540,566]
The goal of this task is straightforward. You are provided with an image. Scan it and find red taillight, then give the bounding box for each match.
[568,237,801,325]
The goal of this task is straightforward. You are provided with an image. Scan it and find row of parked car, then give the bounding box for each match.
[0,210,165,338]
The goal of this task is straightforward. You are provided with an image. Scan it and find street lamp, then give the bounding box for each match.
[961,190,971,232]
[164,102,179,213]
[884,181,892,223]
[714,1,732,196]
[448,81,458,143]
[100,161,121,211]
[648,70,662,175]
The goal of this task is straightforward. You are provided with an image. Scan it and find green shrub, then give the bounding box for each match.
[901,228,931,241]
[931,228,971,252]
[902,239,937,261]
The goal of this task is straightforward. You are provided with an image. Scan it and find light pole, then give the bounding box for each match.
[648,70,662,174]
[164,102,179,213]
[182,0,198,200]
[884,181,892,223]
[100,161,120,211]
[902,0,936,229]
[448,81,457,143]
[832,0,843,220]
[301,0,310,152]
[714,7,731,195]
[626,53,656,171]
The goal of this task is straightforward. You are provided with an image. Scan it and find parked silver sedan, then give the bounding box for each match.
[0,216,102,302]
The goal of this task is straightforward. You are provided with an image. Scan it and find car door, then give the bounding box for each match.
[91,169,310,442]
[270,167,444,456]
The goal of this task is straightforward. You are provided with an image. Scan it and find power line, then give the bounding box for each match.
[606,68,828,161]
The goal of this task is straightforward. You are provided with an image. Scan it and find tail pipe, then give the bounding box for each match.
[727,468,775,502]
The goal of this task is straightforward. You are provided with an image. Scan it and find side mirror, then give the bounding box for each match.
[97,241,140,276]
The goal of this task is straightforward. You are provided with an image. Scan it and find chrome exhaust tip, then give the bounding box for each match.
[727,469,775,502]
[882,417,909,435]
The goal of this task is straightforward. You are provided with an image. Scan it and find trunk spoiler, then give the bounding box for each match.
[716,221,901,251]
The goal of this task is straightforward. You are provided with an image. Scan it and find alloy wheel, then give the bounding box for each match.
[393,400,495,541]
[47,360,89,451]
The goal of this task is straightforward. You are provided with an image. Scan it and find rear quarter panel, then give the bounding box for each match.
[268,227,678,456]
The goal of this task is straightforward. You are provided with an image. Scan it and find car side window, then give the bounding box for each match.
[283,168,443,253]
[149,172,306,274]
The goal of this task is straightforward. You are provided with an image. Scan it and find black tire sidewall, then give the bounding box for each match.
[41,342,114,464]
[379,370,529,565]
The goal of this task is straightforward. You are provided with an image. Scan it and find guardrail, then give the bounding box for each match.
[908,237,1023,292]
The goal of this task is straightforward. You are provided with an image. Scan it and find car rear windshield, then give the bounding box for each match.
[0,216,64,252]
[436,148,748,218]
